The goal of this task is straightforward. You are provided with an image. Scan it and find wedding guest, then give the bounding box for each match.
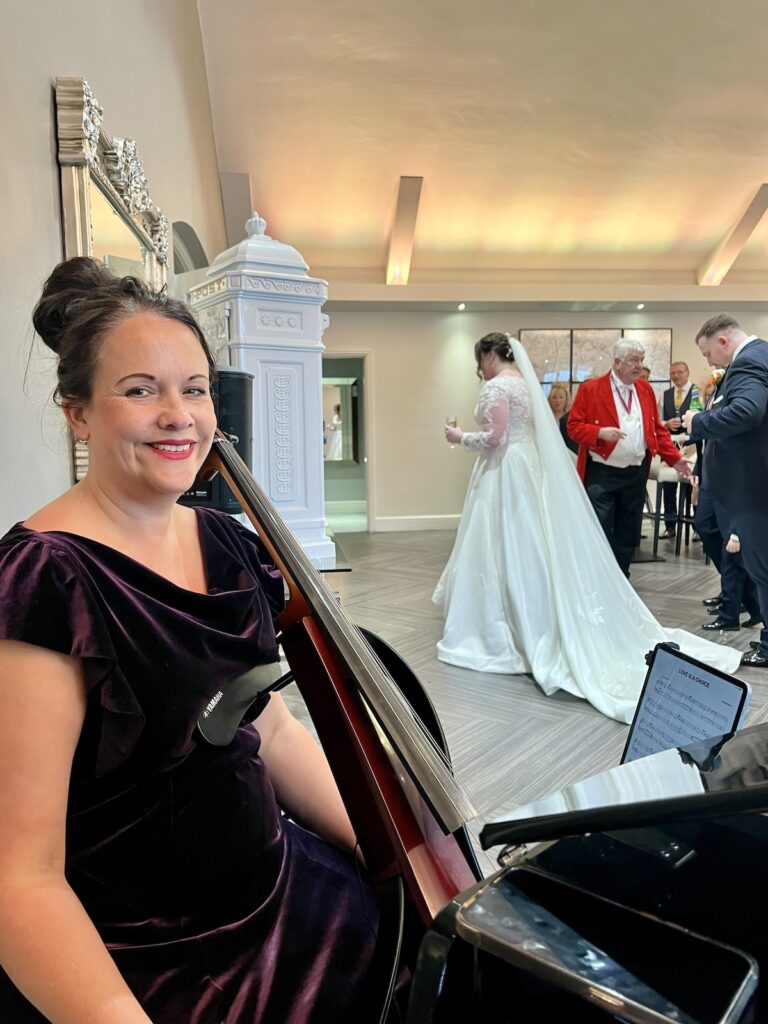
[640,365,652,380]
[658,361,693,539]
[433,332,740,724]
[685,314,768,667]
[567,340,690,577]
[0,258,378,1023]
[693,372,760,632]
[547,383,571,422]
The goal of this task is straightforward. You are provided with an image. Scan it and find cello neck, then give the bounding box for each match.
[203,432,478,834]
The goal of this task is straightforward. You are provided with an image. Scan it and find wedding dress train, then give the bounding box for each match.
[432,339,742,724]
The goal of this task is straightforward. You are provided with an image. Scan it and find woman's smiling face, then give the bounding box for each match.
[66,312,216,502]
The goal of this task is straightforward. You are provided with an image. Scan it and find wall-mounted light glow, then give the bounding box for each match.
[636,303,645,310]
[457,302,466,311]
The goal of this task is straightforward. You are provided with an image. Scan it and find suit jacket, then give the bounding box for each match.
[661,384,693,435]
[689,338,768,520]
[568,373,682,482]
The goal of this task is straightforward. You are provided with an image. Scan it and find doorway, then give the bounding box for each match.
[321,355,368,533]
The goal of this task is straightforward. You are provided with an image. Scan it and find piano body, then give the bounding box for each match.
[407,722,768,1023]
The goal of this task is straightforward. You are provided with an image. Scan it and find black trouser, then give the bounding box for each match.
[713,501,768,653]
[584,460,646,577]
[662,480,679,530]
[695,487,760,624]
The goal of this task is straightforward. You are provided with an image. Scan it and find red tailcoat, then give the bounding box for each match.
[568,373,681,482]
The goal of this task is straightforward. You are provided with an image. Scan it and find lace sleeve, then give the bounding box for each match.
[461,380,512,450]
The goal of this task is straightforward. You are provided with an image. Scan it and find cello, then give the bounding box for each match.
[202,431,481,1018]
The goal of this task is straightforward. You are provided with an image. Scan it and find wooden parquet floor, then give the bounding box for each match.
[282,530,768,875]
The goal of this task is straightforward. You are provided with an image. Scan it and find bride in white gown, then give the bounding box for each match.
[432,332,742,723]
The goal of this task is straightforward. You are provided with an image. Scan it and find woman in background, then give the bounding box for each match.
[547,382,571,423]
[548,381,579,454]
[433,332,741,723]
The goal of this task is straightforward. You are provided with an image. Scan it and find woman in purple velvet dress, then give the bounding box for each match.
[0,259,378,1024]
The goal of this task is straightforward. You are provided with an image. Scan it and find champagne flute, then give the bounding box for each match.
[446,415,457,449]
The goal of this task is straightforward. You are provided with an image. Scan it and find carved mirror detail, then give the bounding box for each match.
[55,76,170,481]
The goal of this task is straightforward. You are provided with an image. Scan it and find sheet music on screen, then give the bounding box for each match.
[622,644,751,765]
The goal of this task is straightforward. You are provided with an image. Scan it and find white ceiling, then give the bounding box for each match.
[196,0,768,305]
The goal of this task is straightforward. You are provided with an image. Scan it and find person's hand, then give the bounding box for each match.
[597,426,626,442]
[444,425,462,444]
[666,416,682,430]
[674,458,692,480]
[726,536,741,554]
[682,409,699,432]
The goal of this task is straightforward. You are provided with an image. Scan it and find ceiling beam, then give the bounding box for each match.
[386,176,423,285]
[698,183,768,286]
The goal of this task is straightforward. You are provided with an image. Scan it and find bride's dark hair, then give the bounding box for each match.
[33,256,215,404]
[474,332,515,379]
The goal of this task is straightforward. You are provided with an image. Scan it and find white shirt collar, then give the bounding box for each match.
[731,335,756,364]
[610,370,635,392]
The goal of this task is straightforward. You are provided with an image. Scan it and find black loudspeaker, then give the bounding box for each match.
[179,365,254,513]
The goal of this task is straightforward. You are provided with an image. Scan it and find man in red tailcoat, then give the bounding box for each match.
[568,340,690,577]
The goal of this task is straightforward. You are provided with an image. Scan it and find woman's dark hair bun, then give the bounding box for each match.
[119,275,146,300]
[33,255,215,404]
[32,257,116,354]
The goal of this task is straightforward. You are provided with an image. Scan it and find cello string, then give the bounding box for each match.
[212,436,481,829]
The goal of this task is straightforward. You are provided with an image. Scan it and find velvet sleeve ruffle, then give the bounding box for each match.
[0,532,145,775]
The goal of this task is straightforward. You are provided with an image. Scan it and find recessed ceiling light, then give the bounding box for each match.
[636,303,645,310]
[457,302,466,311]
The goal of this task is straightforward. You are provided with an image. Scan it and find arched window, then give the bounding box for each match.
[172,221,208,273]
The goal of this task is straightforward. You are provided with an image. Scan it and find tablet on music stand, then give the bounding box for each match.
[621,642,751,765]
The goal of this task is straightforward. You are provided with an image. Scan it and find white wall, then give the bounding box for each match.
[323,308,768,527]
[0,0,227,532]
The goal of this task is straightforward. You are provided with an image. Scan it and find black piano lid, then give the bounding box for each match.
[480,720,768,849]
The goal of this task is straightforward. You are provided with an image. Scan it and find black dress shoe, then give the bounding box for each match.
[741,648,768,667]
[702,618,740,632]
[659,529,676,540]
[703,594,724,607]
[741,615,763,628]
[751,640,762,649]
[707,604,723,615]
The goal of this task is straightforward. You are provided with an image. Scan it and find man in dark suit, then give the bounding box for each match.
[692,370,761,632]
[684,314,768,667]
[568,340,690,577]
[658,361,693,539]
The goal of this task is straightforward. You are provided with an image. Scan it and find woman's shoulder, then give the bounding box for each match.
[0,521,79,565]
[0,524,98,625]
[483,373,525,387]
[195,506,254,542]
[0,523,108,650]
[481,374,528,396]
[195,508,283,602]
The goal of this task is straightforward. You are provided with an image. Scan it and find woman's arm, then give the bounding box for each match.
[256,694,357,854]
[0,641,152,1024]
[460,387,511,450]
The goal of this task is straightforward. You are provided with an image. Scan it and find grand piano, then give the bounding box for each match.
[406,722,768,1024]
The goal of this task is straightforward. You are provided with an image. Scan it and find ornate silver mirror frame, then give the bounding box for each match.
[54,76,170,481]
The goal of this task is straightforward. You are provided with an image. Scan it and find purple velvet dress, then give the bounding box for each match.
[0,509,378,1023]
